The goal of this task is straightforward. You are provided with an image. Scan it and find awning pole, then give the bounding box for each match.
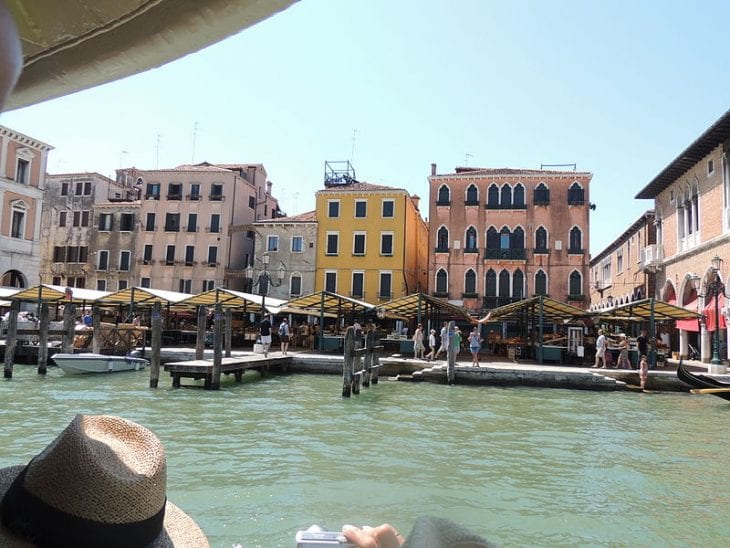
[649,298,656,369]
[538,295,544,364]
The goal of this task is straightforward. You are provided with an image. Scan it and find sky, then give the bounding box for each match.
[2,0,729,254]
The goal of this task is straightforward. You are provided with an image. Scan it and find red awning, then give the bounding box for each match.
[704,293,727,332]
[676,298,701,332]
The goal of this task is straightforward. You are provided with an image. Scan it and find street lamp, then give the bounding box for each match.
[245,252,285,316]
[706,256,726,366]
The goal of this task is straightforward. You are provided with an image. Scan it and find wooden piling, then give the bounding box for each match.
[352,329,363,394]
[62,303,76,354]
[195,305,206,360]
[362,328,372,387]
[342,326,354,397]
[3,300,19,378]
[447,320,455,385]
[210,302,223,390]
[371,328,381,384]
[149,301,162,388]
[37,303,49,374]
[224,308,232,358]
[91,305,101,354]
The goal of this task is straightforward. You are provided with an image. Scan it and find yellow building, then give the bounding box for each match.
[315,181,428,302]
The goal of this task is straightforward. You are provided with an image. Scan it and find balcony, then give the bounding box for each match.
[640,244,664,272]
[484,248,526,260]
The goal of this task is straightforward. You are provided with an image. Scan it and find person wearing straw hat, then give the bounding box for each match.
[0,414,209,547]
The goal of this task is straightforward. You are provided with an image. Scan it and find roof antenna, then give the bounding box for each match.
[350,129,359,163]
[465,153,473,166]
[191,121,199,164]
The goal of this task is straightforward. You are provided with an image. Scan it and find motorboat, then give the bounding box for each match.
[52,353,149,374]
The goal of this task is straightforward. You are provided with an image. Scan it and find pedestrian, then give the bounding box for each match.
[82,309,93,327]
[412,323,425,359]
[434,322,449,359]
[468,326,482,367]
[636,329,648,367]
[617,334,631,369]
[639,354,649,390]
[593,329,607,368]
[259,314,272,357]
[453,327,462,357]
[427,329,437,361]
[278,317,290,356]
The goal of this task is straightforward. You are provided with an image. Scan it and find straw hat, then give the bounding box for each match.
[0,414,209,547]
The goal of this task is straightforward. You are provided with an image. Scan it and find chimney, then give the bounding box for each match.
[431,163,437,176]
[411,194,420,210]
[266,180,273,195]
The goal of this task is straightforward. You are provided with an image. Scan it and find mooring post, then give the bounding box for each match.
[371,328,381,384]
[195,305,206,360]
[91,305,101,354]
[149,301,162,388]
[37,303,49,375]
[342,326,354,397]
[62,303,76,354]
[211,302,223,390]
[224,308,232,358]
[352,329,363,394]
[447,320,456,385]
[362,329,372,387]
[3,300,19,378]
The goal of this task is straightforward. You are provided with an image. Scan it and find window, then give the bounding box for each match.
[53,246,65,262]
[498,270,510,301]
[535,227,548,252]
[291,236,303,253]
[513,269,524,299]
[81,211,90,227]
[140,278,150,288]
[328,200,340,218]
[61,183,69,196]
[486,227,499,250]
[165,245,175,266]
[353,233,366,255]
[435,269,448,295]
[207,247,218,266]
[119,251,131,271]
[248,196,255,209]
[325,271,337,293]
[72,211,80,227]
[98,250,109,271]
[84,182,92,195]
[59,211,67,227]
[436,227,449,251]
[500,185,512,208]
[187,213,197,232]
[535,270,547,296]
[145,183,160,200]
[500,227,510,249]
[326,233,339,255]
[617,249,624,273]
[569,271,582,297]
[437,185,450,205]
[513,184,525,208]
[487,185,499,208]
[511,227,525,249]
[351,272,364,298]
[79,246,88,263]
[379,272,392,299]
[179,279,192,293]
[145,213,155,231]
[97,279,107,291]
[355,200,367,218]
[569,227,582,253]
[209,213,220,233]
[290,274,302,297]
[202,280,215,291]
[99,213,113,231]
[382,199,394,218]
[16,159,29,184]
[67,246,79,263]
[143,244,153,264]
[10,203,25,238]
[465,184,478,205]
[568,182,584,205]
[485,269,497,303]
[465,226,477,251]
[267,235,279,252]
[118,280,128,291]
[464,269,476,295]
[189,183,200,200]
[380,233,393,255]
[185,245,195,266]
[75,182,83,195]
[120,213,134,231]
[534,183,550,205]
[708,159,714,175]
[210,183,223,200]
[165,213,180,232]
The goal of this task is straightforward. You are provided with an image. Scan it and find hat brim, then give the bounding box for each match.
[0,465,209,547]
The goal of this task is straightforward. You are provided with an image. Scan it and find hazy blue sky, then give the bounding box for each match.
[2,0,729,253]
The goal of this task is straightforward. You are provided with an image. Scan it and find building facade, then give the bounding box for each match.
[0,125,53,287]
[314,181,429,302]
[428,164,593,314]
[588,210,656,311]
[636,109,730,364]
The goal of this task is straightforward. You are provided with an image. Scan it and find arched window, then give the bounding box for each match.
[534,183,550,205]
[435,269,448,294]
[465,226,477,251]
[511,227,525,249]
[513,184,525,208]
[535,226,548,251]
[500,226,511,249]
[569,271,582,296]
[535,270,547,296]
[486,227,500,249]
[487,185,499,208]
[498,270,510,302]
[500,184,512,208]
[568,182,584,205]
[485,269,497,308]
[465,184,479,205]
[437,185,451,205]
[513,269,524,299]
[436,226,449,251]
[569,226,582,252]
[464,269,477,295]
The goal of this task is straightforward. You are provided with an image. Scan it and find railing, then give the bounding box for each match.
[483,248,526,260]
[641,244,664,271]
[482,296,521,309]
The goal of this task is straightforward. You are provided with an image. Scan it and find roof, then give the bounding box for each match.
[253,210,317,223]
[176,288,285,312]
[484,296,589,322]
[378,293,472,321]
[594,298,702,321]
[282,291,377,316]
[95,287,192,306]
[317,181,407,193]
[9,284,110,303]
[590,210,655,265]
[636,109,730,199]
[433,167,592,178]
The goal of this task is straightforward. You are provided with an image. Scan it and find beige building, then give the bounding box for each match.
[0,125,53,287]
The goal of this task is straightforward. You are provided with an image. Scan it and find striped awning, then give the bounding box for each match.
[281,291,376,316]
[596,298,702,321]
[8,284,110,303]
[485,296,589,323]
[95,287,191,306]
[378,293,472,321]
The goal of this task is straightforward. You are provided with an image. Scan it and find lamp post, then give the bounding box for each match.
[245,252,285,317]
[707,256,725,366]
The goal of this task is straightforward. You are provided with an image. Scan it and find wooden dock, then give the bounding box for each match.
[164,354,292,388]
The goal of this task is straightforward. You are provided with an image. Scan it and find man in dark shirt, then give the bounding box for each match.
[636,330,648,367]
[259,314,272,357]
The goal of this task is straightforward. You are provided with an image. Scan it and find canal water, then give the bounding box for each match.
[1,365,729,547]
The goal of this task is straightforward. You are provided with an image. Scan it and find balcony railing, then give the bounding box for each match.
[641,244,664,272]
[482,296,521,309]
[483,248,526,260]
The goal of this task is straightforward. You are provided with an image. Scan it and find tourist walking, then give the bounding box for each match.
[259,314,272,357]
[617,334,631,369]
[468,326,482,367]
[278,317,290,356]
[639,354,649,390]
[593,329,607,368]
[412,323,425,359]
[434,322,449,359]
[636,329,648,367]
[427,329,437,361]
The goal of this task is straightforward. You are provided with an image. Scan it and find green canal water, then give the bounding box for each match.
[1,365,729,547]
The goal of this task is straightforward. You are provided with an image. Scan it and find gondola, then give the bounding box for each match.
[677,359,730,401]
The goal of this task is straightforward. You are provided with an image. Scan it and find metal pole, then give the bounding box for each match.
[648,298,656,369]
[712,285,721,365]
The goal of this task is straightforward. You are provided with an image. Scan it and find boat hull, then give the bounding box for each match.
[52,353,149,374]
[677,359,730,401]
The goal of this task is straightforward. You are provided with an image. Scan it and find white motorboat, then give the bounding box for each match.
[52,353,149,374]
